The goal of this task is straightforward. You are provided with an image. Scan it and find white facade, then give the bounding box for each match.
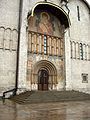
[0,0,90,95]
[0,0,19,93]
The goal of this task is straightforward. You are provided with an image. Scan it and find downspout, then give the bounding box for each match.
[14,0,23,95]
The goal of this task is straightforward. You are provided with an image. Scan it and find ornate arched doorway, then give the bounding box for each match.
[38,68,49,90]
[27,2,70,91]
[31,60,57,91]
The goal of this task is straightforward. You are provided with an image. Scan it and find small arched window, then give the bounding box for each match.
[80,43,83,60]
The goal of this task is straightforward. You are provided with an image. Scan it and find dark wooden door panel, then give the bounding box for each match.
[38,69,49,91]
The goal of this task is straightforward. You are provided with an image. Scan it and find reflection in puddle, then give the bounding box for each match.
[0,100,90,120]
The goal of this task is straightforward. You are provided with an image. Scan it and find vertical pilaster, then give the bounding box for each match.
[64,29,72,90]
[18,0,29,91]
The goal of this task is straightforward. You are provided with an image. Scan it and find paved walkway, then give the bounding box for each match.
[0,100,90,120]
[11,91,90,104]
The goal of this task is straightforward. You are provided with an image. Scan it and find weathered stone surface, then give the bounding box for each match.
[0,0,90,94]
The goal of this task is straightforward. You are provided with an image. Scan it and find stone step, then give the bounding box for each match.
[10,91,90,104]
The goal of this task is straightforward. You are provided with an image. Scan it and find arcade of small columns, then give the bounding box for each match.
[71,41,90,61]
[28,30,64,56]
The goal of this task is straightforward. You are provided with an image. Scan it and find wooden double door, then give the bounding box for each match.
[38,69,49,91]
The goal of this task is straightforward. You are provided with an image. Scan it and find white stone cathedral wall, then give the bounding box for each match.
[0,50,16,92]
[0,0,20,93]
[68,0,90,93]
[0,0,19,29]
[18,0,90,93]
[71,60,90,93]
[18,0,64,91]
[68,0,90,43]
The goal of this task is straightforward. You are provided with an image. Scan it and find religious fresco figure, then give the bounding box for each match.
[38,12,53,35]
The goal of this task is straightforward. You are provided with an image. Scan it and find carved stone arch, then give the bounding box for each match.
[31,60,57,90]
[32,60,57,75]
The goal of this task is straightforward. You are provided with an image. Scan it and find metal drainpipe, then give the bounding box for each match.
[14,0,23,95]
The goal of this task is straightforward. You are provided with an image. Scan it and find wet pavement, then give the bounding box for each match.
[0,100,90,120]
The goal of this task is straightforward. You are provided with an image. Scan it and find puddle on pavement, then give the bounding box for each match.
[0,100,90,120]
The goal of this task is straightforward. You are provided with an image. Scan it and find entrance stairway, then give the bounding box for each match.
[10,91,90,104]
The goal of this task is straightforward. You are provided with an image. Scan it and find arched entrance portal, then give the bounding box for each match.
[38,69,49,91]
[31,60,57,91]
[27,2,69,91]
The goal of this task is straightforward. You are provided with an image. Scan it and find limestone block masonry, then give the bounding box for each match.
[0,0,90,95]
[0,0,20,94]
